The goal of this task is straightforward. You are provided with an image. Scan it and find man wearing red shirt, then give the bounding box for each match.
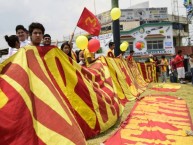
[175,50,186,84]
[127,50,134,63]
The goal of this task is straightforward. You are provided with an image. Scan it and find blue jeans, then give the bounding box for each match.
[191,68,193,84]
[161,72,167,82]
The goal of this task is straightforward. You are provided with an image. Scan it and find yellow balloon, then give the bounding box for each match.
[122,41,129,47]
[110,7,121,20]
[76,35,88,50]
[120,43,128,51]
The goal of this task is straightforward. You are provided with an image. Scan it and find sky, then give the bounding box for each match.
[0,0,187,49]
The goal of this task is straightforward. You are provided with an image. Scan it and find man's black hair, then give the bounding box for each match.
[15,25,25,32]
[43,34,51,39]
[28,22,45,35]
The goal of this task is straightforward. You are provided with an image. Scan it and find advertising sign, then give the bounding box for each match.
[97,8,168,25]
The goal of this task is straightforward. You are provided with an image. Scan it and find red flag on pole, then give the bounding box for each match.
[77,7,101,36]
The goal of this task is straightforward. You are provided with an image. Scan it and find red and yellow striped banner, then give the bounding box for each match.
[104,95,193,145]
[151,83,181,92]
[0,46,148,144]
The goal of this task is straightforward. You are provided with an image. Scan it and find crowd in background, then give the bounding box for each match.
[2,22,193,86]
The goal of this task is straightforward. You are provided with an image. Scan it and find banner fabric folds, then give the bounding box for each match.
[0,46,148,144]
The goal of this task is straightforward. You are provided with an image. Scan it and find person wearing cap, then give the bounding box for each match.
[127,50,135,63]
[43,34,51,46]
[15,25,30,47]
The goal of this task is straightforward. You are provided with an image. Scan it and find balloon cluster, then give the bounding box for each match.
[110,7,121,20]
[76,36,100,52]
[120,41,129,51]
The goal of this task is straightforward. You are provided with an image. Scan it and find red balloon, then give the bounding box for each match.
[88,39,100,53]
[136,42,142,49]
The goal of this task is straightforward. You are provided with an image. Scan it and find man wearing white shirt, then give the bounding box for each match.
[15,25,30,47]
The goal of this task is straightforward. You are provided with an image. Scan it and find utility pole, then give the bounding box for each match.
[111,0,121,57]
[172,0,181,47]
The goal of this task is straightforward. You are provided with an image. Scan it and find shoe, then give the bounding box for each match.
[186,130,193,136]
[180,81,185,84]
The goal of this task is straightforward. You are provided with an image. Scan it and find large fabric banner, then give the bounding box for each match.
[0,46,148,144]
[104,95,193,145]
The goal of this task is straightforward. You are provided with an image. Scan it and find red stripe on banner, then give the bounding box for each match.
[132,130,167,141]
[155,98,177,103]
[157,111,188,119]
[139,121,179,131]
[55,57,66,86]
[151,88,179,92]
[159,106,188,113]
[81,67,93,81]
[36,46,56,57]
[74,70,95,111]
[68,55,73,64]
[120,65,132,85]
[0,79,45,145]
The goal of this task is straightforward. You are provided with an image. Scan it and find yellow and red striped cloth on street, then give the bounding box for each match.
[104,95,193,145]
[151,83,181,92]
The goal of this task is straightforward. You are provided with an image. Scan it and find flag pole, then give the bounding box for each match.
[94,0,97,15]
[73,26,77,34]
[68,26,77,45]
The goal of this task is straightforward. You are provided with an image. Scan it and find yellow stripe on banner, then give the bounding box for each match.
[35,121,76,145]
[0,89,8,109]
[2,75,76,145]
[29,70,72,125]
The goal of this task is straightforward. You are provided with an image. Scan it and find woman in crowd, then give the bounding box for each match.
[4,35,20,57]
[61,42,77,62]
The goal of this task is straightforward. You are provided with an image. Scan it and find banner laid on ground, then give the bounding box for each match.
[0,46,148,144]
[151,83,181,92]
[104,95,193,145]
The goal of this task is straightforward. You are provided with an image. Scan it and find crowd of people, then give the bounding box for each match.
[2,22,193,86]
[146,50,193,85]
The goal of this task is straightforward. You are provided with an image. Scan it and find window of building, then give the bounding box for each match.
[147,40,163,50]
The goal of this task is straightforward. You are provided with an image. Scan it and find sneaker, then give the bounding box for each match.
[182,81,186,84]
[186,130,193,136]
